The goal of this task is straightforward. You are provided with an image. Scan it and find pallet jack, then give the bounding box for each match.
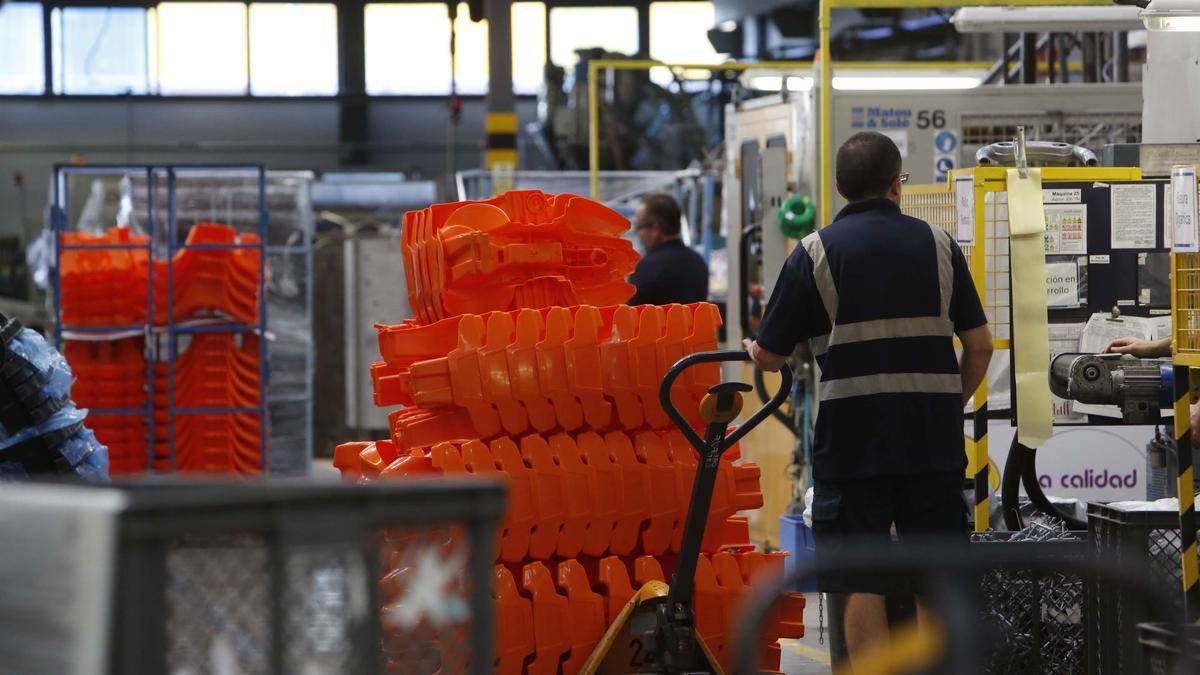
[580,349,792,674]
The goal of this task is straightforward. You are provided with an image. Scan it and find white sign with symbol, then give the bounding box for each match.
[1173,166,1198,252]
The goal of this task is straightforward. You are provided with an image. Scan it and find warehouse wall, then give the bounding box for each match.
[0,97,538,242]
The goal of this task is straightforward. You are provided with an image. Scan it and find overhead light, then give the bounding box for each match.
[1140,0,1200,31]
[745,73,980,92]
[951,6,1142,32]
[832,75,982,90]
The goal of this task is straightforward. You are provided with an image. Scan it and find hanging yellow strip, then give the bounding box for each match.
[1007,168,1054,447]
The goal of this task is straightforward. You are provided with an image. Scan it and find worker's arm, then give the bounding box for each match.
[747,339,789,372]
[750,245,831,373]
[1104,336,1171,358]
[958,324,993,405]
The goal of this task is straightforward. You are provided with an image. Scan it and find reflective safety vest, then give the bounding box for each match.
[801,222,959,402]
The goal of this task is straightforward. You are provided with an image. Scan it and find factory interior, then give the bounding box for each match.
[4,0,1200,673]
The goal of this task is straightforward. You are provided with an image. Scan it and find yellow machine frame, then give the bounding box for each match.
[902,166,1142,532]
[1169,166,1200,622]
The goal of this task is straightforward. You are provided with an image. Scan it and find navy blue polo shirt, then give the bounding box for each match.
[628,239,709,306]
[757,198,987,481]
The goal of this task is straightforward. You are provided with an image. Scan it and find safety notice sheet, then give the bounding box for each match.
[1044,204,1087,254]
[1111,183,1158,249]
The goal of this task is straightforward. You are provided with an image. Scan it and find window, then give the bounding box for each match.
[512,2,546,95]
[0,2,46,94]
[156,2,248,94]
[649,2,721,86]
[365,3,451,95]
[249,4,338,95]
[52,7,151,95]
[548,6,638,72]
[451,3,488,95]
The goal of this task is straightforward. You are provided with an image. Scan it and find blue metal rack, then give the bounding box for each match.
[50,164,270,477]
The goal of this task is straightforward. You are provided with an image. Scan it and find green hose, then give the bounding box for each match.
[779,194,815,239]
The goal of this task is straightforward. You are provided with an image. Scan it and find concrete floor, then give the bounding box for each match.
[778,593,833,674]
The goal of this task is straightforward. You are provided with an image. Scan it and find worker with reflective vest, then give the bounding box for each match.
[747,131,994,665]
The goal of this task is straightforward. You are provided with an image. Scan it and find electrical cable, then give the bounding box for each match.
[1001,435,1087,531]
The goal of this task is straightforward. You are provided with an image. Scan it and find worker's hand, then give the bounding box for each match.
[1104,337,1167,359]
[745,338,787,372]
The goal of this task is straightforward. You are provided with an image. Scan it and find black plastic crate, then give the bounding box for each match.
[0,479,505,675]
[1087,502,1193,674]
[1138,623,1200,675]
[971,530,1089,674]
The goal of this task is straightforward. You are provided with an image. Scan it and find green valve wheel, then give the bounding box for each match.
[779,194,815,239]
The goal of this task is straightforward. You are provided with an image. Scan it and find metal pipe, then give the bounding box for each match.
[1021,33,1039,83]
[1115,30,1129,82]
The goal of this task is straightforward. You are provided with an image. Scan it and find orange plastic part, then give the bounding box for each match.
[481,311,529,435]
[692,555,730,667]
[537,307,584,431]
[556,559,606,674]
[605,431,649,556]
[463,439,534,564]
[521,561,571,675]
[564,305,611,430]
[633,431,678,556]
[520,434,567,560]
[508,309,557,432]
[547,433,590,559]
[489,436,539,562]
[630,305,668,428]
[633,555,666,587]
[576,431,619,557]
[493,565,534,675]
[596,556,636,624]
[599,304,643,429]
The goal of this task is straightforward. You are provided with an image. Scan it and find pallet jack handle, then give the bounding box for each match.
[657,349,792,667]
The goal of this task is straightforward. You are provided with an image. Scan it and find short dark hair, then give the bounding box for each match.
[835,131,903,202]
[640,193,682,236]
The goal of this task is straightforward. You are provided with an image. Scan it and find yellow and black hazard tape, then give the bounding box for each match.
[1173,365,1200,623]
[973,382,989,532]
[485,112,518,169]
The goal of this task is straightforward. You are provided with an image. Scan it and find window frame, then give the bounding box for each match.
[0,0,696,99]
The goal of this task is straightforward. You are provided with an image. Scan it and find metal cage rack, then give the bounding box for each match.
[49,164,313,476]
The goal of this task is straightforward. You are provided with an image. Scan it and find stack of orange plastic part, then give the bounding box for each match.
[335,191,804,674]
[61,223,263,475]
[66,339,149,474]
[403,190,639,324]
[60,223,261,326]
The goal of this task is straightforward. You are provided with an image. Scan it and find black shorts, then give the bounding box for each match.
[811,471,968,594]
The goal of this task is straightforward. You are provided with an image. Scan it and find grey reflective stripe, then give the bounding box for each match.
[928,223,954,318]
[819,372,962,402]
[811,333,830,356]
[802,231,838,323]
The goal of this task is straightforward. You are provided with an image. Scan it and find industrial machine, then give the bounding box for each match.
[582,350,790,674]
[1050,353,1174,425]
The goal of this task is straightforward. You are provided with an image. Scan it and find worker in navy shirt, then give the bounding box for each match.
[747,131,993,664]
[628,193,708,305]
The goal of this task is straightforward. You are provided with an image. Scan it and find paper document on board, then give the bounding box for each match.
[1111,183,1158,249]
